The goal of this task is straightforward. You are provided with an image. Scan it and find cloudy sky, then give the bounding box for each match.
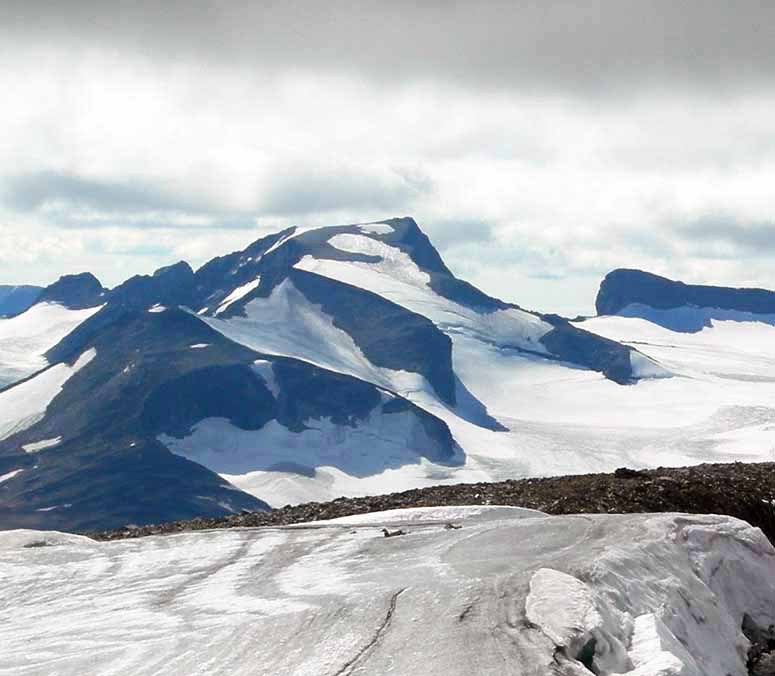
[2,1,775,315]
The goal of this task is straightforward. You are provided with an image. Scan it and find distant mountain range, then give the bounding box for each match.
[1,217,774,531]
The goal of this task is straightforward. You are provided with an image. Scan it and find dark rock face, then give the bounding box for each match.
[540,316,636,384]
[597,268,775,317]
[37,273,106,310]
[142,364,277,437]
[743,613,775,675]
[0,438,269,533]
[270,358,381,432]
[0,285,42,317]
[109,261,195,310]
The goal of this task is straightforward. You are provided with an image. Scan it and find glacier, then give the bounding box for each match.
[1,507,774,675]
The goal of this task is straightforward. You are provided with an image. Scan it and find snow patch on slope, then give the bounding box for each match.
[0,302,102,388]
[216,276,261,315]
[263,226,314,256]
[219,458,466,509]
[579,313,775,381]
[22,437,62,453]
[0,349,96,441]
[328,233,432,287]
[251,360,279,398]
[358,222,395,234]
[0,468,24,484]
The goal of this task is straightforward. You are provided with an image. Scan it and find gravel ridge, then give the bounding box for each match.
[86,461,775,542]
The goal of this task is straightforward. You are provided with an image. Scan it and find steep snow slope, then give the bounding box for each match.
[1,509,774,675]
[0,303,102,388]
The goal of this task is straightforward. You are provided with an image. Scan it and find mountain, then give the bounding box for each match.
[596,268,775,332]
[2,218,774,531]
[0,285,42,317]
[2,508,773,675]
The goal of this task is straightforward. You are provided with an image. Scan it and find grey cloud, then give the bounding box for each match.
[258,168,430,217]
[676,214,775,255]
[423,218,494,250]
[4,1,775,95]
[2,171,257,229]
[2,167,430,227]
[5,171,206,216]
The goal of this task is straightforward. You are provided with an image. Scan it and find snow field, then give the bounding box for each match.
[0,510,772,675]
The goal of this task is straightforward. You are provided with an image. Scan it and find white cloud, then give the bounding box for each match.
[2,37,775,314]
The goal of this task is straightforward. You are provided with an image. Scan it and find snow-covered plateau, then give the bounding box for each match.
[1,507,774,675]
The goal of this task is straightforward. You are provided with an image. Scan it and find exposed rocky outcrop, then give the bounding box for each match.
[109,261,195,310]
[37,273,106,310]
[744,613,775,676]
